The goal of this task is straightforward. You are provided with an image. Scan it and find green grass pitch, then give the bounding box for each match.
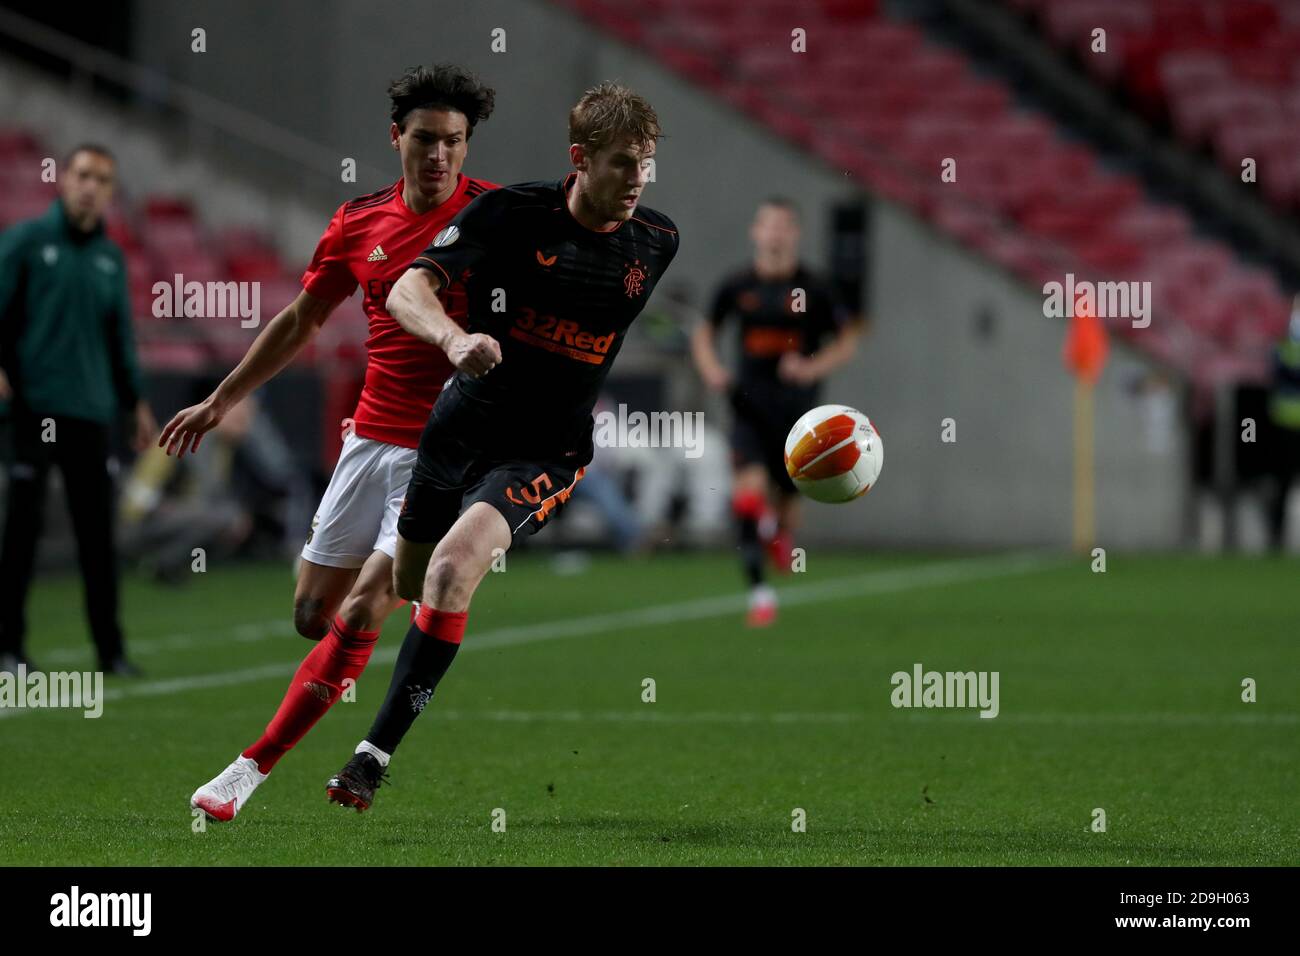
[1,551,1296,866]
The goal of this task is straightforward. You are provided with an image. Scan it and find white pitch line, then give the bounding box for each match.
[433,709,866,724]
[38,620,297,665]
[424,709,1300,726]
[37,553,1053,663]
[465,552,1054,652]
[2,553,1055,720]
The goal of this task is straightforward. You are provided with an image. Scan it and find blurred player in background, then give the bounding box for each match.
[122,396,305,583]
[692,198,860,627]
[0,144,156,676]
[159,64,499,822]
[323,82,678,812]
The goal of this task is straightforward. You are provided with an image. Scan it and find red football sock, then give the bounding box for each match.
[414,604,468,643]
[731,488,767,522]
[243,615,380,773]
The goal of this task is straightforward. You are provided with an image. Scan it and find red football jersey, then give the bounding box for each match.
[301,173,498,447]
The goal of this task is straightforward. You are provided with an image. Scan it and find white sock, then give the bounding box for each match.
[355,740,391,768]
[235,754,268,779]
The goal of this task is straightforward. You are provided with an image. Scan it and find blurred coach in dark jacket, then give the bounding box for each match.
[0,144,156,675]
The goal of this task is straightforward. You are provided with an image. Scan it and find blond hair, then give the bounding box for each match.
[568,82,662,154]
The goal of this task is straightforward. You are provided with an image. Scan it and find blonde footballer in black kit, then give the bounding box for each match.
[325,83,679,811]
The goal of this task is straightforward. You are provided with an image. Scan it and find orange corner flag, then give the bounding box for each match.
[1063,292,1109,384]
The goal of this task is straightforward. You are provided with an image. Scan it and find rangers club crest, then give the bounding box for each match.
[623,260,648,298]
[409,685,433,714]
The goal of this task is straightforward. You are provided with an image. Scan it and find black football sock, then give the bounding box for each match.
[732,489,767,588]
[739,515,765,588]
[365,608,466,755]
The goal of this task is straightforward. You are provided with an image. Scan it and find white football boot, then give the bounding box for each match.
[190,755,269,822]
[746,585,778,628]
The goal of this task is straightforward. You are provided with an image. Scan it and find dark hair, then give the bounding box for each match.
[760,196,799,218]
[568,82,662,154]
[64,143,115,167]
[388,64,495,136]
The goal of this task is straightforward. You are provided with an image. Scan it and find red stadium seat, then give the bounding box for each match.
[558,0,1295,382]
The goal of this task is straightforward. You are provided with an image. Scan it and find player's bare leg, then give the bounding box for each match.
[392,531,437,606]
[292,560,359,640]
[731,464,779,626]
[191,551,401,822]
[417,501,509,609]
[328,503,509,811]
[337,551,405,631]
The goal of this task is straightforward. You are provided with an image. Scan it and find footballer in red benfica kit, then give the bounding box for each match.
[159,64,499,822]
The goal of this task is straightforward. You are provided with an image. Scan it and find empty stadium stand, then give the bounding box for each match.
[559,0,1292,385]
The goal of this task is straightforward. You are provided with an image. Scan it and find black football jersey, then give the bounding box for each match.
[708,265,845,407]
[412,173,679,453]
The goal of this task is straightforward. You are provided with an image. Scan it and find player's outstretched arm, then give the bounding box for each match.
[387,268,500,377]
[779,320,864,386]
[159,289,339,457]
[807,321,864,379]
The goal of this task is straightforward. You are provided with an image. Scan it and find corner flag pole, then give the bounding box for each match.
[1064,291,1106,554]
[1073,377,1095,553]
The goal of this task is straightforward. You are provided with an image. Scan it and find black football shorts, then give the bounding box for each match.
[728,384,812,496]
[397,395,592,544]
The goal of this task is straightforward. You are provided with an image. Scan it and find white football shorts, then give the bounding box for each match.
[300,431,416,568]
